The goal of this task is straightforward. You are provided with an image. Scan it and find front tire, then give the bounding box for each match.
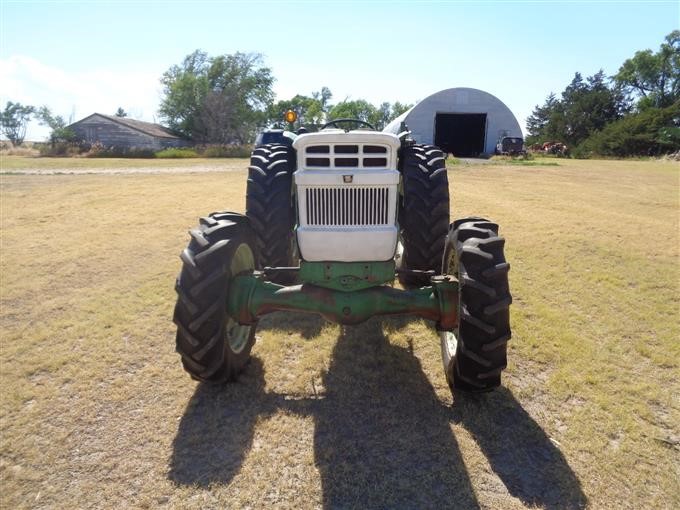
[441,218,512,392]
[398,143,450,286]
[246,143,296,281]
[173,212,258,383]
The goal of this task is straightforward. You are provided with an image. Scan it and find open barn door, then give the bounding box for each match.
[435,113,487,157]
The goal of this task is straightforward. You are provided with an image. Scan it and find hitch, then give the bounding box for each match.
[227,272,458,328]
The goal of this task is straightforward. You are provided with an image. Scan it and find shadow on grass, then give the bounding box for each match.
[168,357,275,486]
[313,320,478,508]
[169,319,586,509]
[452,390,587,509]
[256,310,326,339]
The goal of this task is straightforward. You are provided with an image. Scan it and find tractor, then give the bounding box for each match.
[172,114,512,393]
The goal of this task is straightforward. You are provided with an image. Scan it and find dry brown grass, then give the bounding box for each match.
[0,146,40,158]
[1,158,678,509]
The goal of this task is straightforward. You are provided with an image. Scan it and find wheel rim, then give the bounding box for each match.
[440,246,461,379]
[226,243,255,354]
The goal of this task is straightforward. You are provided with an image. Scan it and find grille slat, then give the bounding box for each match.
[305,186,390,226]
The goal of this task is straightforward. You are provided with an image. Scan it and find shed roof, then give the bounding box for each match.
[69,113,185,139]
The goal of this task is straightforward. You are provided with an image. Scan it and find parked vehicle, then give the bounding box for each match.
[495,136,525,155]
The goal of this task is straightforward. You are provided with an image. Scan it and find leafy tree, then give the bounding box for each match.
[391,101,412,119]
[327,99,413,130]
[371,102,392,130]
[562,71,629,145]
[577,101,680,157]
[268,91,412,131]
[526,93,559,145]
[526,71,628,147]
[115,107,128,118]
[268,92,326,128]
[35,106,76,145]
[311,86,333,111]
[159,50,275,143]
[267,88,335,129]
[0,101,35,146]
[614,31,680,109]
[328,99,377,125]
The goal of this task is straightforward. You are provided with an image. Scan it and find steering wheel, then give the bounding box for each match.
[321,118,376,131]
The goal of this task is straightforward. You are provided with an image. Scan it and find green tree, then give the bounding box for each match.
[269,93,412,131]
[115,107,128,118]
[327,99,413,130]
[370,102,392,130]
[267,87,333,129]
[578,101,680,157]
[311,86,333,111]
[268,93,324,128]
[526,71,628,147]
[526,93,559,145]
[614,31,680,109]
[390,101,412,119]
[35,106,76,145]
[0,101,35,146]
[159,50,275,143]
[328,99,377,126]
[562,71,629,145]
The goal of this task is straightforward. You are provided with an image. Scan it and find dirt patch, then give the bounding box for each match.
[1,161,247,175]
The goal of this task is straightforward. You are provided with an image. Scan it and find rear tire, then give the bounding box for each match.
[246,143,297,282]
[173,212,257,383]
[440,218,511,392]
[398,143,450,286]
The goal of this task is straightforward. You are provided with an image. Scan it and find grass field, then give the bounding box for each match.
[1,158,678,509]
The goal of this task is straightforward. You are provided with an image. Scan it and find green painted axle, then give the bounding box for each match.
[227,273,459,329]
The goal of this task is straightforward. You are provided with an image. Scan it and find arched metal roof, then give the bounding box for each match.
[384,87,522,155]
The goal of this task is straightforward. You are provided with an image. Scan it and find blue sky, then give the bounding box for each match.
[1,0,678,140]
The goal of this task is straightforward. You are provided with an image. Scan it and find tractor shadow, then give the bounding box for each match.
[452,390,588,509]
[169,318,586,509]
[168,357,276,486]
[256,310,326,339]
[312,319,479,508]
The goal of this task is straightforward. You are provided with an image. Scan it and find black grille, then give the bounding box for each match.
[305,187,390,226]
[363,145,387,153]
[363,158,387,167]
[334,145,359,154]
[306,157,330,167]
[307,145,330,154]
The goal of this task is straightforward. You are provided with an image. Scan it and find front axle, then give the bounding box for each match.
[227,273,459,329]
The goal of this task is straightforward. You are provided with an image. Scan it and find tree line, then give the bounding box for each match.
[3,33,678,157]
[158,50,412,144]
[527,31,679,157]
[1,49,412,148]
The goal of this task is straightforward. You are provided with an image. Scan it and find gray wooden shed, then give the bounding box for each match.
[68,113,191,150]
[384,88,522,157]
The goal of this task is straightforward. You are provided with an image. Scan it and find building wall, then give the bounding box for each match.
[70,115,190,150]
[384,88,523,155]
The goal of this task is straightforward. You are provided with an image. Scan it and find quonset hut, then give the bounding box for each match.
[384,88,522,157]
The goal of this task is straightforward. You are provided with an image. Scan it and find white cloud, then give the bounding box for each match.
[0,56,164,141]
